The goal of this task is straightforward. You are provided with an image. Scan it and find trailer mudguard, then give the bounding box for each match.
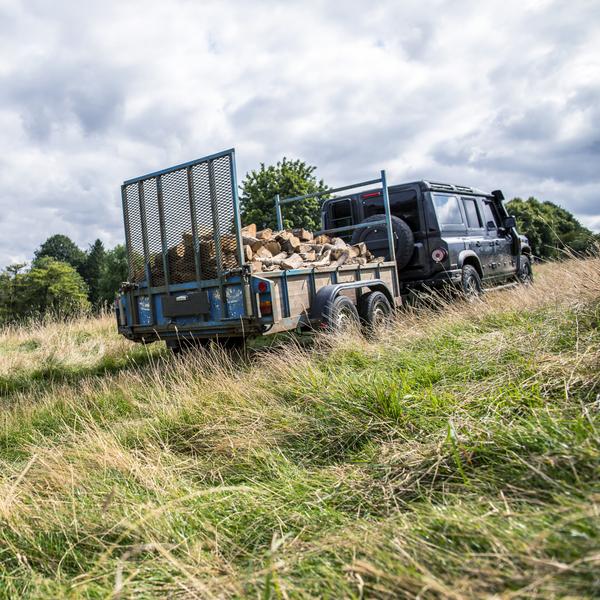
[310,280,395,322]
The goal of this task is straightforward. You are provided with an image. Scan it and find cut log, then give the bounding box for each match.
[293,228,313,242]
[241,224,257,237]
[280,235,301,254]
[256,228,273,240]
[281,253,303,269]
[299,251,316,262]
[263,240,282,255]
[254,246,273,260]
[313,234,331,245]
[244,245,253,261]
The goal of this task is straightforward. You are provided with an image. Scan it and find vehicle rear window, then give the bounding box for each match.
[462,198,482,228]
[329,199,353,229]
[432,194,463,226]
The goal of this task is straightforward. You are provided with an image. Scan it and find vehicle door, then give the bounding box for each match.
[481,198,513,279]
[461,196,488,278]
[431,193,467,269]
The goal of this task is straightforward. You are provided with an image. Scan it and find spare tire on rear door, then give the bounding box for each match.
[351,215,414,270]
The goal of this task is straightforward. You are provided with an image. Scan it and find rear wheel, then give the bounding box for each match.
[518,255,534,285]
[325,295,360,332]
[461,264,483,300]
[359,291,393,329]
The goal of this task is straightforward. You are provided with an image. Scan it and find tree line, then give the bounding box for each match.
[0,158,597,323]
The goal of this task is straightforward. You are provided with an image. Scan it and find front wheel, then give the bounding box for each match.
[325,295,361,332]
[461,264,483,300]
[517,255,534,285]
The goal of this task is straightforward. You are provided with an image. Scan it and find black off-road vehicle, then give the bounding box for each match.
[321,180,533,297]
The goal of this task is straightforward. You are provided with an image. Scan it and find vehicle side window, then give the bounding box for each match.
[462,198,482,229]
[329,199,353,229]
[432,194,464,227]
[482,201,501,231]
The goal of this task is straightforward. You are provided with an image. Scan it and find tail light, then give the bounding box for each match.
[431,248,448,263]
[259,299,272,315]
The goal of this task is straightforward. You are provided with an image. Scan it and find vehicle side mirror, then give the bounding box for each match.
[503,216,516,229]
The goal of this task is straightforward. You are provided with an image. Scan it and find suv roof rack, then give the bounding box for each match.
[423,181,487,196]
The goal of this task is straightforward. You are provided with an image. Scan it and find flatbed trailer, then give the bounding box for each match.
[116,148,400,349]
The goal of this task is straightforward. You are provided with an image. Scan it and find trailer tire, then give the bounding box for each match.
[359,291,393,329]
[325,295,360,332]
[351,214,414,270]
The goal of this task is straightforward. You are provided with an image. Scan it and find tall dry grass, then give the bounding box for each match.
[0,257,598,598]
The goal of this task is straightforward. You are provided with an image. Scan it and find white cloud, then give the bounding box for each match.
[0,0,599,265]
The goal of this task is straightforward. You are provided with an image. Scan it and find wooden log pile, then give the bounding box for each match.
[240,224,383,273]
[148,224,383,282]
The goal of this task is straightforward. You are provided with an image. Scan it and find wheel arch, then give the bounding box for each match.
[458,250,484,278]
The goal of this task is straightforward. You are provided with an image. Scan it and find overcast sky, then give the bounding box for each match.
[1,0,599,265]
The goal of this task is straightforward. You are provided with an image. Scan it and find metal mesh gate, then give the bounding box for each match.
[121,149,243,287]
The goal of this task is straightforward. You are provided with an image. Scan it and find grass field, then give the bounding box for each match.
[0,258,599,599]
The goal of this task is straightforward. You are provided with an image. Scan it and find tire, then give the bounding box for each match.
[325,295,360,332]
[351,215,414,270]
[517,255,534,285]
[460,264,483,299]
[358,291,393,329]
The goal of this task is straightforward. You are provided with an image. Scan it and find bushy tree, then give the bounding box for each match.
[19,257,90,317]
[0,263,26,321]
[34,234,87,274]
[82,239,106,307]
[98,244,128,306]
[507,197,595,259]
[240,158,328,231]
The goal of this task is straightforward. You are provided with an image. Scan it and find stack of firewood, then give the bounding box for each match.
[240,224,382,273]
[149,225,383,281]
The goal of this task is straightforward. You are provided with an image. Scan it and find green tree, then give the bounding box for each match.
[98,244,128,306]
[240,158,328,231]
[19,257,90,318]
[507,197,595,259]
[0,263,26,322]
[82,239,106,307]
[34,234,86,274]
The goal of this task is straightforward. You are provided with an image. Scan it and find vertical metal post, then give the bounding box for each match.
[121,185,138,326]
[156,175,170,291]
[275,194,283,230]
[121,185,132,280]
[208,159,227,319]
[186,167,203,284]
[137,181,155,324]
[229,152,245,268]
[381,169,399,297]
[229,151,253,318]
[381,170,396,265]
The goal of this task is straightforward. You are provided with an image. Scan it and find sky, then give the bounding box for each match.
[0,0,599,266]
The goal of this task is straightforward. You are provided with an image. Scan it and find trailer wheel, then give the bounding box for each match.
[325,295,360,331]
[359,291,393,329]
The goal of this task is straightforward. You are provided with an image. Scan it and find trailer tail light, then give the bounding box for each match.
[431,248,448,263]
[362,191,381,199]
[259,299,272,315]
[257,280,269,293]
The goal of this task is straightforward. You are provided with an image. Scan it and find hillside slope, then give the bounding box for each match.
[0,259,599,599]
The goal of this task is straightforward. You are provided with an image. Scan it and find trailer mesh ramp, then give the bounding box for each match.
[122,149,241,286]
